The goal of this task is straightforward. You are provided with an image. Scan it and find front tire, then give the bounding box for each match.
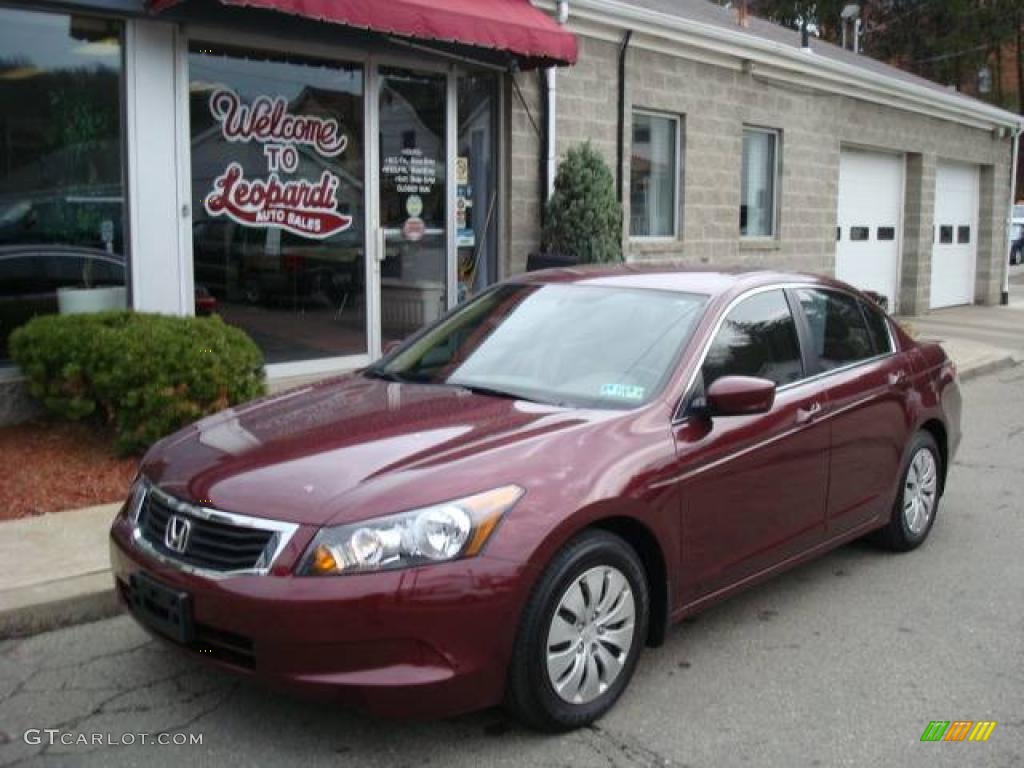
[505,529,649,732]
[874,431,942,551]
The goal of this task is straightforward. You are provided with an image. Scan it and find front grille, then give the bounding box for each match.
[138,491,276,573]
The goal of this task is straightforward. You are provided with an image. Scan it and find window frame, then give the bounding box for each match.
[673,283,898,424]
[740,125,781,240]
[629,108,682,242]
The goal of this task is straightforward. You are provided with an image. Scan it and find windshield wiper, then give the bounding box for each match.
[364,368,409,384]
[451,383,567,407]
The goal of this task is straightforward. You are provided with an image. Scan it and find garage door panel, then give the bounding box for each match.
[930,162,978,309]
[836,150,903,310]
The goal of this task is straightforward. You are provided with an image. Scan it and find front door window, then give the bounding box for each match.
[189,43,366,364]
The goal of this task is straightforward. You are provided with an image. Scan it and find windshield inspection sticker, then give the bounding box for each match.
[600,383,646,401]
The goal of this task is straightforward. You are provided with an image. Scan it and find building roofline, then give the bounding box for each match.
[537,0,1024,133]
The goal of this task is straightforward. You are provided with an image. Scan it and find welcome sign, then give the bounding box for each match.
[203,89,353,239]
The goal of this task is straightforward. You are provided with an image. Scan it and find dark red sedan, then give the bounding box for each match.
[109,266,961,731]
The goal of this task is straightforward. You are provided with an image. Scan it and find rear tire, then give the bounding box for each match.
[505,529,649,732]
[874,431,942,552]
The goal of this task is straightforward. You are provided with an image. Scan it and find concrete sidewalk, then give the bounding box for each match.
[0,503,121,638]
[0,315,1020,640]
[899,296,1023,381]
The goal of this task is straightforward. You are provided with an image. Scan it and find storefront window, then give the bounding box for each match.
[190,43,365,364]
[0,9,125,360]
[457,73,500,301]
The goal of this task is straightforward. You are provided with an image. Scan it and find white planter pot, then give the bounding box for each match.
[56,286,127,315]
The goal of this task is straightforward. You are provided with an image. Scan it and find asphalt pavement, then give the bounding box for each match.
[1,368,1022,768]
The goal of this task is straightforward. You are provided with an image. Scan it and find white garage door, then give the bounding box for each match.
[836,149,904,310]
[930,161,979,309]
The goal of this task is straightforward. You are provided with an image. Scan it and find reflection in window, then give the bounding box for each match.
[740,128,778,238]
[379,283,707,410]
[378,67,447,346]
[939,225,954,244]
[796,289,874,370]
[0,9,125,359]
[630,112,679,238]
[850,227,870,241]
[189,43,366,364]
[702,290,802,389]
[877,227,896,241]
[957,225,970,244]
[456,73,499,303]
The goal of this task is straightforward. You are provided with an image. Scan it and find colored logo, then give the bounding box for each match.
[203,89,353,240]
[920,721,997,742]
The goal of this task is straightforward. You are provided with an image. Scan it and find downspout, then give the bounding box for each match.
[1003,125,1022,305]
[545,0,569,202]
[616,30,633,204]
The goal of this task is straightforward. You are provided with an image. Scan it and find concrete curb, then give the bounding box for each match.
[956,355,1020,383]
[0,573,121,640]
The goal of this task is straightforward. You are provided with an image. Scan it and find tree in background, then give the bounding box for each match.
[715,0,1023,114]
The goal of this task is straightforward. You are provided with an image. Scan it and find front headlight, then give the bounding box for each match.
[299,485,524,576]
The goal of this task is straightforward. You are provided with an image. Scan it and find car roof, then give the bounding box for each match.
[513,263,839,297]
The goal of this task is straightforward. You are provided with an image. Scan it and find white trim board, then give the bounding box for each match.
[534,0,1023,133]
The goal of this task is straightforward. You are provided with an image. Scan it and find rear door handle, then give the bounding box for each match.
[888,370,908,387]
[796,402,823,425]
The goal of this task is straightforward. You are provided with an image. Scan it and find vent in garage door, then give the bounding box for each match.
[930,162,979,309]
[835,149,904,310]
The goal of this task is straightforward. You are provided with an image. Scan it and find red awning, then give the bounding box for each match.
[149,0,577,67]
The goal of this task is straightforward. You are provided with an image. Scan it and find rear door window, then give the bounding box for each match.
[796,288,875,370]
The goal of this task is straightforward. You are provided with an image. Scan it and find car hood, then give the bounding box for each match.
[143,373,604,527]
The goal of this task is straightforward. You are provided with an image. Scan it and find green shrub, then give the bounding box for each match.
[10,311,265,454]
[543,142,623,264]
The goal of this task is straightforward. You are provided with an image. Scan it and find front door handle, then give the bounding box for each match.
[796,402,823,425]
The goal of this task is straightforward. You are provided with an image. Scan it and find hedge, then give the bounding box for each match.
[10,311,265,454]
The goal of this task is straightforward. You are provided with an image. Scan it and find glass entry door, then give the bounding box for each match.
[375,66,450,349]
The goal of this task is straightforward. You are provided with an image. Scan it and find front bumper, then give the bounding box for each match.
[109,513,535,718]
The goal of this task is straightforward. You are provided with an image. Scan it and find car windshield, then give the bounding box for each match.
[369,282,708,409]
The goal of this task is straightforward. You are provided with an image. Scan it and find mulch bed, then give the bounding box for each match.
[0,420,138,520]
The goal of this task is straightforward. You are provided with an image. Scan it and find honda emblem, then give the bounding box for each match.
[164,515,192,554]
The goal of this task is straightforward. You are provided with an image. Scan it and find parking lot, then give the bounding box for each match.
[1,368,1022,768]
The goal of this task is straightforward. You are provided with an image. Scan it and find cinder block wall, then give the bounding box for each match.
[508,32,1014,311]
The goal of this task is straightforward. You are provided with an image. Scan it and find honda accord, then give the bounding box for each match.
[109,266,961,731]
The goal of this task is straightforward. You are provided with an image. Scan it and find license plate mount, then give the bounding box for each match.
[128,572,194,645]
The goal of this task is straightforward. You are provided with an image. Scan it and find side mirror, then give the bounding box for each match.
[706,376,776,417]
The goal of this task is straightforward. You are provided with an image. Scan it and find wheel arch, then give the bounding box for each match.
[588,516,670,648]
[919,418,948,495]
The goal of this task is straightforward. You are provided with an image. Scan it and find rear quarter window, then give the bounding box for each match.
[861,300,894,355]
